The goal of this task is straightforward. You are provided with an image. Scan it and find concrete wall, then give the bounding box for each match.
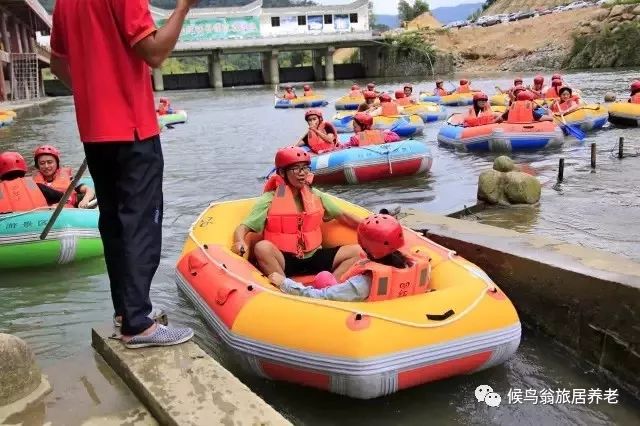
[163,73,210,90]
[335,63,364,80]
[223,69,264,86]
[279,66,314,83]
[400,209,640,397]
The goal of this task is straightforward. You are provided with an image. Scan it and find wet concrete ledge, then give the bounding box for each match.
[91,325,291,426]
[400,208,640,398]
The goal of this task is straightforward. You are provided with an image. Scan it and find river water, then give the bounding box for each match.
[1,69,640,424]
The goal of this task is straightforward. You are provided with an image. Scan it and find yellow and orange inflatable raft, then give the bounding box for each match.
[175,196,521,399]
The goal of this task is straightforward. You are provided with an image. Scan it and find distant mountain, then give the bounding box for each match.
[431,2,483,23]
[374,14,400,29]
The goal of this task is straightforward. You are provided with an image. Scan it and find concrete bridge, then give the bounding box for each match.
[150,0,385,90]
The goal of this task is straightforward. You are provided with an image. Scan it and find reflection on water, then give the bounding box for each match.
[1,68,640,423]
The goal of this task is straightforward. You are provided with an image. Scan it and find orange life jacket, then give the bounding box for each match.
[630,93,640,104]
[263,183,324,258]
[157,104,169,116]
[507,101,534,124]
[357,129,386,146]
[551,100,576,113]
[464,106,496,127]
[396,97,411,106]
[381,102,400,116]
[341,248,431,302]
[456,84,471,94]
[303,90,314,97]
[434,88,448,96]
[0,177,48,214]
[306,123,336,154]
[33,167,77,207]
[283,92,296,100]
[545,87,560,99]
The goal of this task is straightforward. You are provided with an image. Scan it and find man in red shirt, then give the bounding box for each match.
[50,0,197,348]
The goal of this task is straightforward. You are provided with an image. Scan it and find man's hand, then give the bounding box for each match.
[177,0,199,12]
[268,272,285,288]
[231,241,247,256]
[78,198,90,209]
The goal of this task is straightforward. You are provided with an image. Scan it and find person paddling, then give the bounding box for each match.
[295,109,338,154]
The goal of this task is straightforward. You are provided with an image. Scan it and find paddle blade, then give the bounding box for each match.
[339,114,354,124]
[564,123,586,141]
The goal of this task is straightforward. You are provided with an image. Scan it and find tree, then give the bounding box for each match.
[398,0,430,24]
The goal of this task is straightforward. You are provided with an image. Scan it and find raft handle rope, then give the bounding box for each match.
[186,200,497,329]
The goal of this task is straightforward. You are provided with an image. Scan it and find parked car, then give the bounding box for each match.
[514,11,535,20]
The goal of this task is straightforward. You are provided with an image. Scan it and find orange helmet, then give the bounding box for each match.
[394,90,406,99]
[460,79,469,85]
[379,93,392,103]
[353,112,374,130]
[274,147,311,170]
[363,90,377,100]
[534,75,544,84]
[473,92,488,102]
[551,79,562,87]
[304,109,323,122]
[516,91,534,101]
[630,81,640,93]
[0,152,27,179]
[357,214,405,259]
[303,84,311,91]
[33,145,61,166]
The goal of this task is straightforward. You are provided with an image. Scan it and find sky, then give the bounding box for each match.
[315,0,469,15]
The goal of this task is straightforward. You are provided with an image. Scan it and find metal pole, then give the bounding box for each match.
[590,143,596,169]
[557,158,564,183]
[618,137,624,159]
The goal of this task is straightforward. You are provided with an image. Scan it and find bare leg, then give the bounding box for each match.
[253,240,286,276]
[332,244,363,279]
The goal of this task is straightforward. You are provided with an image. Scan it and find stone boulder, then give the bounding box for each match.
[634,4,640,15]
[594,8,610,21]
[477,156,541,206]
[609,4,629,18]
[0,334,41,406]
[621,13,635,22]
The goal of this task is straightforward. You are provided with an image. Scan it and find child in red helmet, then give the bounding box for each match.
[342,112,400,147]
[629,80,640,104]
[295,109,338,154]
[269,214,425,302]
[302,84,314,97]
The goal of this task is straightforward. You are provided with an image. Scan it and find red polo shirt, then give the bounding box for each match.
[50,0,159,143]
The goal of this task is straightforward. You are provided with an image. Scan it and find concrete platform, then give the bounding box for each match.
[91,325,291,426]
[400,208,640,398]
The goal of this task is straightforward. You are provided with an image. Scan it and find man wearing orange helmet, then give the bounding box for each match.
[348,84,362,97]
[344,112,400,147]
[32,145,95,209]
[629,81,640,104]
[502,91,552,123]
[545,78,563,99]
[370,93,404,117]
[529,75,546,99]
[268,214,431,302]
[156,97,173,116]
[232,147,362,279]
[302,84,314,97]
[280,85,297,100]
[295,109,338,154]
[357,90,379,112]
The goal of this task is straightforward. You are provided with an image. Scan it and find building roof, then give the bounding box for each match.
[263,0,368,15]
[0,0,52,31]
[150,0,263,19]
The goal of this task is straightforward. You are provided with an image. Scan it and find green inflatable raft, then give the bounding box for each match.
[158,109,188,128]
[0,208,103,270]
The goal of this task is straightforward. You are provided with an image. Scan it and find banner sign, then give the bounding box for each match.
[334,14,350,31]
[157,16,261,41]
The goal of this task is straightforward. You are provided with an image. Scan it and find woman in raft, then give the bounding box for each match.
[295,109,339,154]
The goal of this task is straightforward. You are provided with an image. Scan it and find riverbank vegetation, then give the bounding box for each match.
[566,21,640,68]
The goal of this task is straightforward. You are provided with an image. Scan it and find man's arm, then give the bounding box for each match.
[132,0,198,68]
[50,56,72,89]
[336,212,361,230]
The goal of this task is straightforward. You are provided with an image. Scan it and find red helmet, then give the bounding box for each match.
[363,90,377,100]
[513,85,526,94]
[516,91,534,101]
[367,83,375,90]
[534,75,544,84]
[630,81,640,92]
[551,78,562,87]
[274,147,311,170]
[379,93,392,103]
[0,152,27,179]
[514,77,523,84]
[304,109,323,122]
[460,79,469,85]
[552,73,562,80]
[351,84,360,91]
[33,144,60,165]
[357,214,405,259]
[303,84,311,91]
[353,112,374,130]
[394,90,406,99]
[159,97,169,103]
[473,92,488,102]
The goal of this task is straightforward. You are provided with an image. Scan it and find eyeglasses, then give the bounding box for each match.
[287,165,311,174]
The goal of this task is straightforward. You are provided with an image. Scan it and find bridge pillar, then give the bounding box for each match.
[269,49,279,86]
[20,24,29,53]
[11,19,22,53]
[152,68,164,91]
[324,46,335,82]
[0,12,10,53]
[312,49,324,81]
[260,52,271,84]
[361,45,382,78]
[208,51,223,88]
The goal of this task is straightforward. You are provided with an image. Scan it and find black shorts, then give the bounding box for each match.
[283,247,340,277]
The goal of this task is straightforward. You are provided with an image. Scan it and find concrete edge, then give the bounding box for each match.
[400,208,640,398]
[91,325,292,426]
[1,97,56,111]
[0,375,51,424]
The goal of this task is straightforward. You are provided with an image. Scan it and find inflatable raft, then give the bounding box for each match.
[419,92,473,106]
[438,113,564,152]
[335,95,364,110]
[0,110,16,127]
[490,94,509,107]
[0,208,103,269]
[158,109,187,128]
[332,113,424,138]
[275,95,329,109]
[558,104,608,132]
[175,196,521,399]
[402,102,447,123]
[607,102,640,127]
[306,139,432,184]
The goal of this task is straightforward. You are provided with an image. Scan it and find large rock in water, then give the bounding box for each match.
[477,157,541,206]
[0,334,43,406]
